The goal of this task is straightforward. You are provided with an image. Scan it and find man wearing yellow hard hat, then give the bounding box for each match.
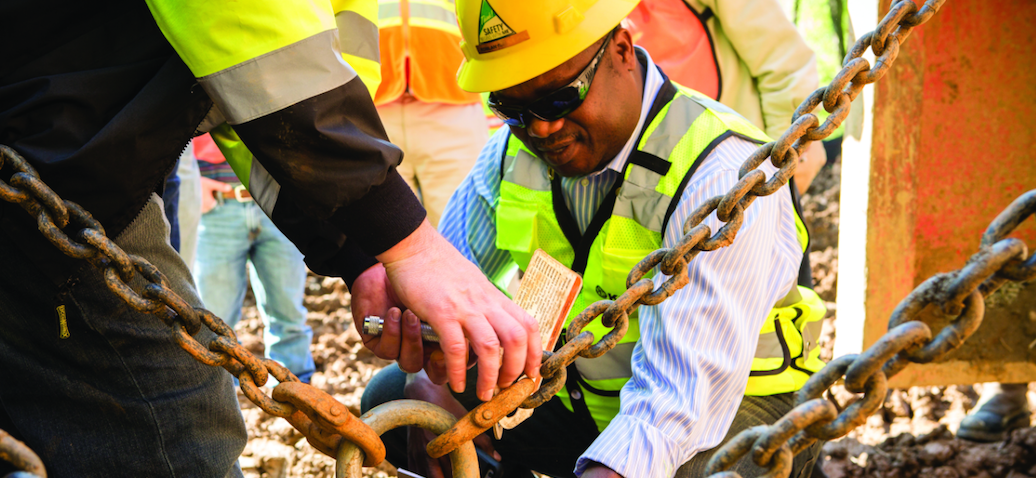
[364,0,826,476]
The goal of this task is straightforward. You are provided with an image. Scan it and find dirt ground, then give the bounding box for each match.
[234,160,1036,478]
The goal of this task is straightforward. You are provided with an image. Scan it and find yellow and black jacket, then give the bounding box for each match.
[0,0,417,286]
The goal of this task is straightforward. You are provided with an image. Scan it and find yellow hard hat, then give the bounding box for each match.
[456,0,639,93]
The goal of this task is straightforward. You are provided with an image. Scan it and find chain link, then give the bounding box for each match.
[0,0,1000,475]
[704,186,1036,477]
[0,428,45,478]
[423,0,957,461]
[338,400,479,478]
[0,147,386,467]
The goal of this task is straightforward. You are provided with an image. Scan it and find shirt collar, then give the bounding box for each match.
[584,46,665,178]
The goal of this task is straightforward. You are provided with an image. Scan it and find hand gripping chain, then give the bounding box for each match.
[0,143,389,474]
[425,0,953,462]
[0,1,1005,476]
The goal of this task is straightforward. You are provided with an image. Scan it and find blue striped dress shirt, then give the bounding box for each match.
[438,50,803,478]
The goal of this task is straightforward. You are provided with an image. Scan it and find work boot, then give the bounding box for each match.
[957,382,1032,442]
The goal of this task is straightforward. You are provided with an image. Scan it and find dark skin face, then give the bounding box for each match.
[493,28,645,177]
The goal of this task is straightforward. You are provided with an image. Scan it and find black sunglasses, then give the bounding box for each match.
[487,31,614,128]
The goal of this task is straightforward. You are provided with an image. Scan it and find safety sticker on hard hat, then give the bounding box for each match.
[476,0,529,53]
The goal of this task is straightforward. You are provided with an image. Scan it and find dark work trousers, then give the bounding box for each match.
[363,364,820,478]
[0,194,246,477]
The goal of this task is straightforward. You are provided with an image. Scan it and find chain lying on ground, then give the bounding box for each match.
[424,0,951,460]
[0,428,45,478]
[0,0,965,475]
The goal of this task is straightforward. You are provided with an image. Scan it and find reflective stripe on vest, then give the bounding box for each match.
[379,0,458,32]
[496,83,825,431]
[374,0,478,105]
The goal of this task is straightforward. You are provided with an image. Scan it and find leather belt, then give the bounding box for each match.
[214,184,253,203]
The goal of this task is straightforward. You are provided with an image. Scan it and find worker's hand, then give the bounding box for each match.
[407,424,449,478]
[793,140,827,195]
[199,176,233,214]
[424,349,449,386]
[350,263,429,373]
[404,371,501,478]
[377,220,541,402]
[581,464,623,478]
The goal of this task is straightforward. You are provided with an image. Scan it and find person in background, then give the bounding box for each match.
[959,382,1032,442]
[625,0,827,193]
[193,133,316,384]
[373,0,489,227]
[776,0,860,167]
[364,1,827,476]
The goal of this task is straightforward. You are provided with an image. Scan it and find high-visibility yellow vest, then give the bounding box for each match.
[374,0,481,106]
[495,81,826,431]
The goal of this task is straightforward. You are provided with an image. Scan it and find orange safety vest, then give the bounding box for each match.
[374,0,481,106]
[626,0,721,100]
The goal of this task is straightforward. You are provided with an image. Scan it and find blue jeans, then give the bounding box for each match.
[195,199,315,383]
[0,194,245,477]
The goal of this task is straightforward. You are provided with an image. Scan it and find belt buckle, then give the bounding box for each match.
[233,184,252,202]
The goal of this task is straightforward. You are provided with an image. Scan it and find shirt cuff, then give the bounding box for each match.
[575,415,686,478]
[336,168,427,256]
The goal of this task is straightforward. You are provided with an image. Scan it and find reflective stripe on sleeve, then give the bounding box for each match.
[198,29,358,125]
[249,157,282,216]
[337,11,381,63]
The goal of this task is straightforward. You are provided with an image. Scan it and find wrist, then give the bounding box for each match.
[356,261,384,278]
[376,220,437,265]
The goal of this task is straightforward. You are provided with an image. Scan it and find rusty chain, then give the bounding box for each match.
[336,400,479,478]
[0,142,386,470]
[702,189,1036,478]
[0,428,45,478]
[0,0,998,475]
[424,0,953,459]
